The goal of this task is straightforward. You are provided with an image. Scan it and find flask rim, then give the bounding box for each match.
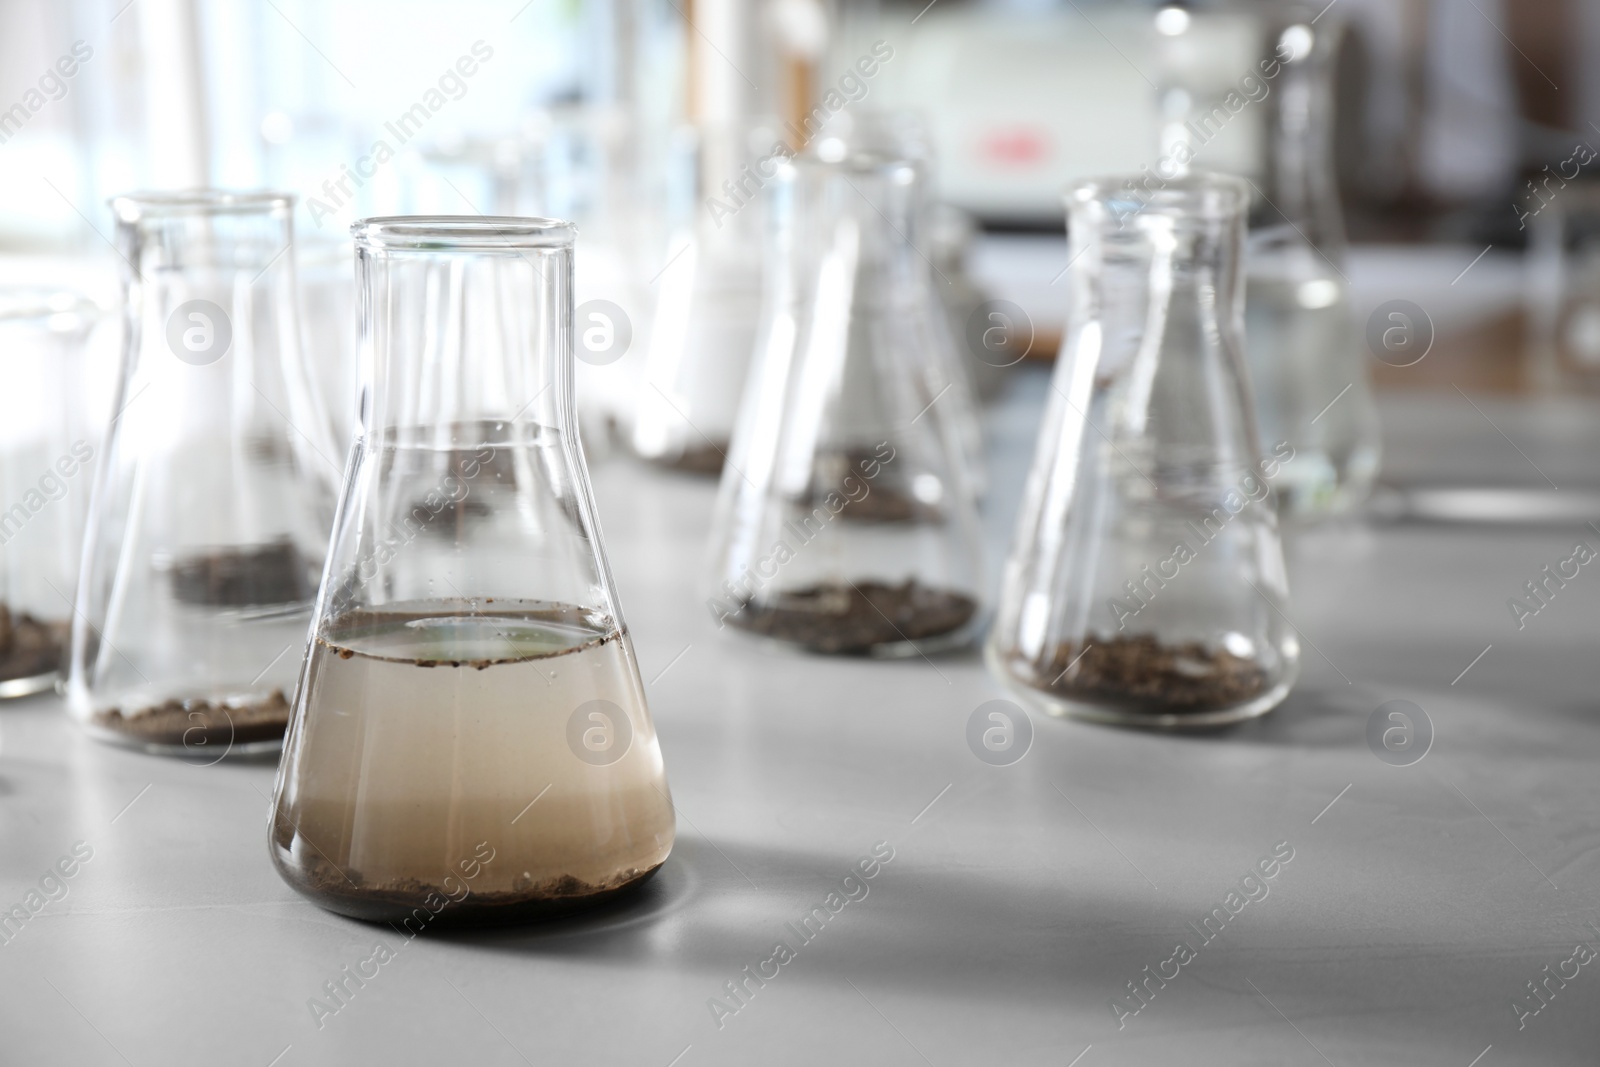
[1065,172,1250,221]
[352,216,576,252]
[110,189,295,220]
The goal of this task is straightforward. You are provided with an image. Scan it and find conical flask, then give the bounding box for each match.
[270,217,674,923]
[1242,10,1379,518]
[68,191,337,754]
[986,174,1299,727]
[0,289,101,698]
[705,154,986,656]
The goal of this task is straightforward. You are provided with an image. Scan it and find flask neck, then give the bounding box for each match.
[352,218,575,448]
[1258,19,1345,260]
[113,193,301,374]
[109,191,332,468]
[1065,176,1252,447]
[774,156,930,302]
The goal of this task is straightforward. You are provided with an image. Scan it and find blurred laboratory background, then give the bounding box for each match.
[0,0,1594,402]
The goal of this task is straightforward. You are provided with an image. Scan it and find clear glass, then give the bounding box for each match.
[297,234,359,451]
[270,217,674,924]
[410,114,641,462]
[1526,184,1600,391]
[812,107,989,497]
[630,0,779,474]
[705,155,986,656]
[629,121,767,474]
[987,174,1299,727]
[0,290,101,697]
[1241,10,1379,517]
[68,191,337,754]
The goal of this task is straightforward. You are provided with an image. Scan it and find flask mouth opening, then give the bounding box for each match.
[352,216,576,252]
[1067,172,1251,222]
[111,189,295,221]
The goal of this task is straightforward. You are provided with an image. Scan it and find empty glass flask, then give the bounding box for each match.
[0,290,102,697]
[987,174,1299,727]
[1242,9,1379,517]
[68,191,337,754]
[271,217,674,924]
[705,155,986,657]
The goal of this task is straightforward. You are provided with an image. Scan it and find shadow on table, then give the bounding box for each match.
[419,833,1193,1015]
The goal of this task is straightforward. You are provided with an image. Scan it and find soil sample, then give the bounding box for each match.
[271,601,674,924]
[167,539,314,607]
[801,449,934,524]
[286,852,662,925]
[648,441,727,476]
[1026,634,1267,716]
[0,605,69,684]
[726,578,977,654]
[92,689,292,747]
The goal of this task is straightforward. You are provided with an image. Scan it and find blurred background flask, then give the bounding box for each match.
[68,191,336,755]
[987,174,1299,727]
[1241,9,1380,517]
[705,153,986,657]
[630,0,774,474]
[0,289,102,698]
[271,217,673,923]
[1154,2,1380,518]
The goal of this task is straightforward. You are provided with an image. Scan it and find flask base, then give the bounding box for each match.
[0,608,68,698]
[273,857,667,926]
[724,579,980,656]
[0,670,60,700]
[986,639,1295,729]
[80,689,292,757]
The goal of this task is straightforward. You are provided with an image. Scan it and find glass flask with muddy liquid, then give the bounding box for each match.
[270,217,674,923]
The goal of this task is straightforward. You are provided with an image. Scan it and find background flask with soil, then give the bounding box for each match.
[705,153,986,657]
[986,174,1299,728]
[270,217,674,924]
[66,191,336,753]
[629,0,773,477]
[0,289,102,698]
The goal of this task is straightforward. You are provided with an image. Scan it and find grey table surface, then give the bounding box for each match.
[3,368,1599,1067]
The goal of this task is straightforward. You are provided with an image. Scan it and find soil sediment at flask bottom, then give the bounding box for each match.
[92,690,292,746]
[166,540,314,607]
[802,448,939,524]
[1025,635,1268,715]
[0,606,68,682]
[649,441,727,476]
[284,852,664,925]
[727,579,977,654]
